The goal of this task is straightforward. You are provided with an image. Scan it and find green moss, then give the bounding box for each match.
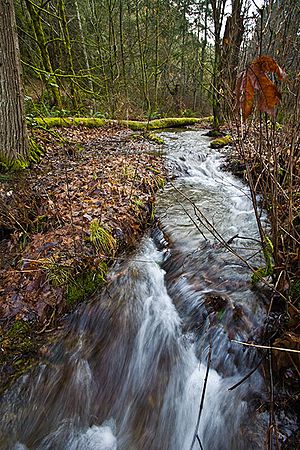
[144,132,165,144]
[119,120,147,131]
[7,320,30,338]
[29,116,213,131]
[210,135,232,149]
[0,155,29,172]
[66,265,107,306]
[130,116,212,130]
[147,117,205,129]
[0,138,44,173]
[30,117,110,128]
[29,138,44,164]
[1,320,35,354]
[0,320,38,396]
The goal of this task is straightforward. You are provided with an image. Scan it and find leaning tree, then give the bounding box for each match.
[0,0,28,165]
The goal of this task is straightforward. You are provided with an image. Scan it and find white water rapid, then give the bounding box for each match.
[0,129,270,450]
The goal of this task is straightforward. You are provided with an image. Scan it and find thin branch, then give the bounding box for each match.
[228,358,263,391]
[232,340,300,354]
[189,344,212,450]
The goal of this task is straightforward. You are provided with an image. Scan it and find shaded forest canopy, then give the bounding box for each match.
[17,0,216,118]
[12,0,298,124]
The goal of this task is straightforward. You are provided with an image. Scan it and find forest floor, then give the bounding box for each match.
[0,123,166,393]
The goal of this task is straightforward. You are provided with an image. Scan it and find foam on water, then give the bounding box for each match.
[0,129,268,450]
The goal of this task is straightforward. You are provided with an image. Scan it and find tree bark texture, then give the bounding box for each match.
[0,0,28,163]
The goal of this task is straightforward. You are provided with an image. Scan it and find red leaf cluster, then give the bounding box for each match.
[236,55,286,120]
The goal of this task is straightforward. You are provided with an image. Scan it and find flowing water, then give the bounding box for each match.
[0,130,270,450]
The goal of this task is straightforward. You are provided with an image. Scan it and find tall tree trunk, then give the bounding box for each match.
[199,0,209,101]
[154,1,160,113]
[221,0,244,115]
[135,0,151,115]
[107,0,119,116]
[74,0,94,112]
[0,0,28,163]
[210,0,227,128]
[119,0,128,104]
[24,0,61,108]
[58,0,77,109]
[180,0,188,102]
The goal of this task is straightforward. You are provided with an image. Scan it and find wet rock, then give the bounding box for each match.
[210,135,232,149]
[204,129,225,138]
[204,292,229,313]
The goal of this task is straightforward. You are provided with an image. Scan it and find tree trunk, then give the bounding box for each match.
[74,0,94,112]
[135,0,151,115]
[24,0,61,108]
[0,0,28,164]
[221,0,244,116]
[59,0,77,110]
[199,0,209,101]
[210,0,227,128]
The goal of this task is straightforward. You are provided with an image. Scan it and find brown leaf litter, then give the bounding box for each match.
[0,124,165,391]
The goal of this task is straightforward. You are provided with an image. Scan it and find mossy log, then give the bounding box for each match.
[30,116,213,130]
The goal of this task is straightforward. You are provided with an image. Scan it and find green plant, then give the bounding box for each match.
[150,204,156,222]
[89,219,117,255]
[252,236,274,284]
[156,176,165,189]
[42,256,73,287]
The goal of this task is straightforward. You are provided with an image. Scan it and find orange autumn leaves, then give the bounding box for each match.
[236,55,286,120]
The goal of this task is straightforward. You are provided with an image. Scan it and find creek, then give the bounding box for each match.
[0,130,270,449]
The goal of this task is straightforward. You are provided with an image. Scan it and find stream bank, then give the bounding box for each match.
[0,124,166,394]
[0,124,298,448]
[1,127,293,450]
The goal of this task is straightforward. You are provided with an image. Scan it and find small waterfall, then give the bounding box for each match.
[0,130,269,450]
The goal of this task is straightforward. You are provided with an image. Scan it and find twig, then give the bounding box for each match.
[226,234,261,245]
[196,435,204,450]
[171,184,293,305]
[189,344,212,450]
[267,348,280,449]
[232,340,300,354]
[35,306,56,334]
[64,166,77,253]
[172,192,207,241]
[228,358,263,391]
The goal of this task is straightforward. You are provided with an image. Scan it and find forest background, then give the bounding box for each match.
[12,0,298,122]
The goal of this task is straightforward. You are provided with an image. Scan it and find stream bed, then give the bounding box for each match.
[0,130,272,449]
